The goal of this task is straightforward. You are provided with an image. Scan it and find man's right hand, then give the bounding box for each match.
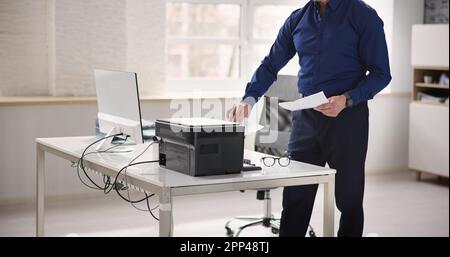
[227,102,251,123]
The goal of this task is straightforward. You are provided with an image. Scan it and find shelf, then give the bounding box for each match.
[413,66,449,71]
[415,83,449,89]
[410,25,449,178]
[412,100,449,107]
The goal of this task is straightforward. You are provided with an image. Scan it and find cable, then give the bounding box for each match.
[114,162,158,204]
[145,192,159,221]
[78,133,124,190]
[113,141,157,203]
[112,159,159,223]
[308,225,316,237]
[112,141,161,220]
[102,175,117,194]
[128,141,155,166]
[75,135,129,191]
[77,135,160,221]
[121,141,155,203]
[77,139,130,191]
[99,139,130,193]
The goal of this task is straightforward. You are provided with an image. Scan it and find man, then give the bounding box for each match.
[227,0,391,237]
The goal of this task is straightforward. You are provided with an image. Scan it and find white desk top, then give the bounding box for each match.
[37,137,335,189]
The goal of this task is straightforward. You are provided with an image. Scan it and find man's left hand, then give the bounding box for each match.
[314,95,347,117]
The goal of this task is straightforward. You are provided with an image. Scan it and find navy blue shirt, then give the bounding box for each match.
[243,0,392,107]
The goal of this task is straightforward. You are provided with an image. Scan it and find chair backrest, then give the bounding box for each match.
[264,75,300,100]
[255,75,300,157]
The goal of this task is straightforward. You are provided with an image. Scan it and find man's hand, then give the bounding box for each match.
[227,102,251,123]
[314,95,347,117]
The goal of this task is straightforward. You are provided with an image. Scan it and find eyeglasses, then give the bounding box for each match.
[261,156,291,167]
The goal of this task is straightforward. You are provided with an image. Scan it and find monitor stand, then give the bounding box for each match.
[96,127,133,152]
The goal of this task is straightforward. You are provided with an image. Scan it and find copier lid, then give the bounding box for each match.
[156,118,245,133]
[157,117,237,126]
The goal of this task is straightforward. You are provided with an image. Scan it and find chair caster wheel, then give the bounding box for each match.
[271,228,279,234]
[225,227,234,237]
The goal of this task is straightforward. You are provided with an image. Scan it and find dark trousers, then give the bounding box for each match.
[280,102,369,237]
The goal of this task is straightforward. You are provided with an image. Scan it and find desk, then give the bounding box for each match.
[36,136,336,237]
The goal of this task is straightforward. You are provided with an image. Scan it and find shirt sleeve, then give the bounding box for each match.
[242,10,299,103]
[346,10,392,106]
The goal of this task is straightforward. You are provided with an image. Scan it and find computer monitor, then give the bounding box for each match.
[94,69,144,150]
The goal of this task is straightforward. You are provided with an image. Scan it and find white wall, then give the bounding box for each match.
[51,0,128,96]
[360,0,423,172]
[0,95,410,202]
[0,0,49,96]
[0,0,166,97]
[364,0,424,93]
[390,0,424,92]
[126,0,166,96]
[366,95,410,173]
[364,0,394,57]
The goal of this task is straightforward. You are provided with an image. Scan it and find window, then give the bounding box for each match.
[167,2,241,80]
[167,0,393,94]
[167,0,303,92]
[249,2,303,77]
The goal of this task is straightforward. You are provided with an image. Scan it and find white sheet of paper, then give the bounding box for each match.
[244,123,264,136]
[279,91,328,111]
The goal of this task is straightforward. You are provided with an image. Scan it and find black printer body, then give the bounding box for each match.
[155,118,245,177]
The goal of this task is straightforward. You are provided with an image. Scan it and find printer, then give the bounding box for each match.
[155,118,245,176]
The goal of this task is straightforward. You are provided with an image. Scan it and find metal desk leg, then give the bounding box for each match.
[159,188,173,237]
[36,145,45,237]
[323,174,335,237]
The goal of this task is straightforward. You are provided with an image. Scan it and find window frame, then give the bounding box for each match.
[166,0,301,93]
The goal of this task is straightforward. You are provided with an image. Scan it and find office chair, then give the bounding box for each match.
[225,75,317,237]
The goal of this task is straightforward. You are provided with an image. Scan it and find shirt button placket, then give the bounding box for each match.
[317,31,323,75]
[316,14,326,82]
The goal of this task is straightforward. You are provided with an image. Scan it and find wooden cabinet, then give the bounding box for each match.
[409,102,449,178]
[411,25,449,68]
[409,25,449,180]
